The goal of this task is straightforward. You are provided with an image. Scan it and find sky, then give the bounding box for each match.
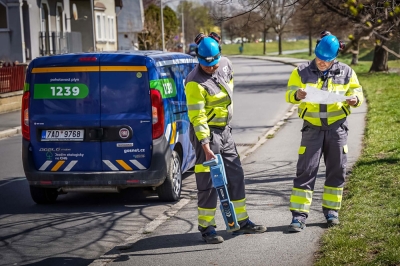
[163,0,207,11]
[164,0,244,12]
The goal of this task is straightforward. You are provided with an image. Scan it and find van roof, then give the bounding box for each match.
[30,51,198,68]
[37,50,192,58]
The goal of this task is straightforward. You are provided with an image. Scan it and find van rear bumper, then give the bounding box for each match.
[22,137,171,188]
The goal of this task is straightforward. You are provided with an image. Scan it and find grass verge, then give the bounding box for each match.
[313,64,400,265]
[221,39,310,56]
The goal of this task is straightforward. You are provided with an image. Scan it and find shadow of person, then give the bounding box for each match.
[109,224,328,263]
[280,222,328,234]
[110,231,224,262]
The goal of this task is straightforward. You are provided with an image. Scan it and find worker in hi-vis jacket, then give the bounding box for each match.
[285,31,364,232]
[185,32,267,243]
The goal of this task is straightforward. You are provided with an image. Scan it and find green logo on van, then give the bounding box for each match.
[150,78,176,98]
[34,84,89,99]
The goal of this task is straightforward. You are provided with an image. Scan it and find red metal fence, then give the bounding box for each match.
[0,63,25,93]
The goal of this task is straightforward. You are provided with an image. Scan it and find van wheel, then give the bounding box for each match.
[30,186,58,204]
[157,151,182,202]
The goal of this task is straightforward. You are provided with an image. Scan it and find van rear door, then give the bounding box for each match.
[99,54,152,172]
[29,54,102,172]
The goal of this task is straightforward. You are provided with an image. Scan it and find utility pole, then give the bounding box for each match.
[161,0,165,51]
[90,0,96,51]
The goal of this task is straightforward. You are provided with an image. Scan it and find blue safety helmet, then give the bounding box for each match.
[197,37,221,67]
[315,35,340,62]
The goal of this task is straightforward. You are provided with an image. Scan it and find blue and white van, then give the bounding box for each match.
[22,51,197,204]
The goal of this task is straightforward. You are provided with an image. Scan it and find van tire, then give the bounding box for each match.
[157,151,182,202]
[30,186,58,204]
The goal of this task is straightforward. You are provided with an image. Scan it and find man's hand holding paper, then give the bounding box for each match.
[301,85,355,104]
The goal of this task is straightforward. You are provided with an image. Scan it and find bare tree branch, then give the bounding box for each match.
[382,44,400,59]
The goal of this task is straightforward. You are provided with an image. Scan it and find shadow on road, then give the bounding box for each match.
[0,171,194,215]
[108,221,328,264]
[21,257,92,266]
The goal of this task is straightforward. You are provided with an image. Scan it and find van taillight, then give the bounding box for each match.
[21,91,30,140]
[150,89,164,139]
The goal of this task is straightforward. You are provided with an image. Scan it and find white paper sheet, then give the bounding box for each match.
[303,85,354,104]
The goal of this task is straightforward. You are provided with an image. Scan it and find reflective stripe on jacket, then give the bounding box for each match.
[185,57,234,143]
[285,59,364,126]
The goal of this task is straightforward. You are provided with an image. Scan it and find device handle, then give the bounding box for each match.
[202,158,218,167]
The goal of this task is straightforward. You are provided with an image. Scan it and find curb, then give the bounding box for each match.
[240,105,298,161]
[0,126,21,140]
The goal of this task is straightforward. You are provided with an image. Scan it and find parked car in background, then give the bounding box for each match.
[233,37,248,44]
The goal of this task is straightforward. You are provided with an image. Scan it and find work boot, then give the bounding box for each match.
[326,213,340,227]
[288,218,306,233]
[201,229,224,244]
[232,220,267,235]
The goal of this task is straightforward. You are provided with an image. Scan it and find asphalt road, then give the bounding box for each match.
[230,57,294,155]
[0,57,295,266]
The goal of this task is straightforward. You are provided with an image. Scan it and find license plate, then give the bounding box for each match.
[41,129,84,141]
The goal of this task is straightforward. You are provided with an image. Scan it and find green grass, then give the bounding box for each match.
[221,39,311,56]
[312,64,400,265]
[222,40,400,71]
[266,134,274,139]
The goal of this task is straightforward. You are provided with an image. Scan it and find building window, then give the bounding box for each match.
[0,2,8,29]
[102,14,106,40]
[40,1,53,55]
[95,13,106,42]
[108,16,115,42]
[96,13,102,40]
[56,3,65,34]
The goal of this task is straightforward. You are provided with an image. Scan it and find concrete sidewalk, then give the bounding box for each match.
[89,56,366,266]
[0,110,21,140]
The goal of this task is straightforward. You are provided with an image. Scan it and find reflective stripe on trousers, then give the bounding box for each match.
[198,207,216,228]
[322,186,343,210]
[232,198,249,222]
[289,188,313,213]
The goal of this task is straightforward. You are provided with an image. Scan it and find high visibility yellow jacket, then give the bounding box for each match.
[185,57,234,144]
[286,59,364,126]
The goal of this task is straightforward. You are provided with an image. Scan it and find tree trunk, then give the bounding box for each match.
[308,31,312,56]
[278,33,282,55]
[351,53,358,65]
[350,40,359,65]
[369,42,388,72]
